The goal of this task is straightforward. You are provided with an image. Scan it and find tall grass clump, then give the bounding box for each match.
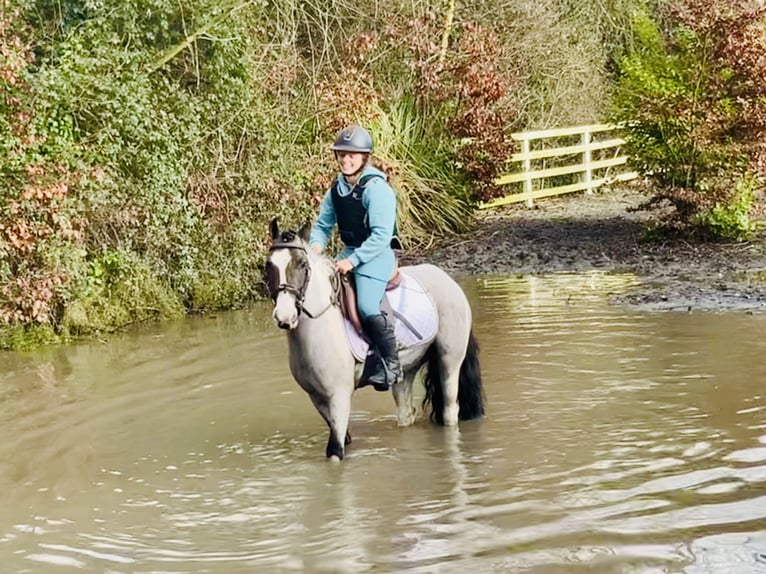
[370,101,472,248]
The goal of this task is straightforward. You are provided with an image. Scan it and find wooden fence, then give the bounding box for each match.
[480,123,638,209]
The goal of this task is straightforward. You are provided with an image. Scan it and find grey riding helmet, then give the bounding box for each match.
[332,125,373,153]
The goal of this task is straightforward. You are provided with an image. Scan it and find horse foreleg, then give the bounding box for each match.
[309,390,352,461]
[326,391,352,461]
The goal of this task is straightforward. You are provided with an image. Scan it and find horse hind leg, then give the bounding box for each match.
[440,364,461,427]
[424,342,463,426]
[392,366,419,427]
[425,331,486,426]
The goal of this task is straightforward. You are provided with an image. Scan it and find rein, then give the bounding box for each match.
[269,242,340,320]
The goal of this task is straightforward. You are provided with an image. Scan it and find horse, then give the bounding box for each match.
[264,219,484,460]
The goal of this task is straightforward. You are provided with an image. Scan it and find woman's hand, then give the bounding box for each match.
[335,259,354,274]
[310,245,323,255]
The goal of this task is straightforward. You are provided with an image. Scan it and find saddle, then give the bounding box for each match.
[338,268,438,364]
[339,265,401,335]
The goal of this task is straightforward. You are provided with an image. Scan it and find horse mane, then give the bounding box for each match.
[308,246,335,277]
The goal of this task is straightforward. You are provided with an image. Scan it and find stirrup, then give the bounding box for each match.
[360,352,395,391]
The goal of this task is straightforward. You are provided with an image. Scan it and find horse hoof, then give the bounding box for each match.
[328,455,342,463]
[397,413,416,427]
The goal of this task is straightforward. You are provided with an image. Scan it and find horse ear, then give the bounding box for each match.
[270,218,279,241]
[298,221,311,242]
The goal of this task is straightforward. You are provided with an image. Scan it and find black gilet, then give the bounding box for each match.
[331,173,382,248]
[330,174,402,249]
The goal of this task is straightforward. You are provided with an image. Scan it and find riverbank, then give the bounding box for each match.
[409,185,766,312]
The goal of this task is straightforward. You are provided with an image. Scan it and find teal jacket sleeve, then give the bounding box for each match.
[309,189,335,250]
[347,178,396,268]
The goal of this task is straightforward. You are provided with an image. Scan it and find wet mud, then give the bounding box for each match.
[408,187,766,312]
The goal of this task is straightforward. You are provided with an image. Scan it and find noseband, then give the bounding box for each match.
[268,241,339,320]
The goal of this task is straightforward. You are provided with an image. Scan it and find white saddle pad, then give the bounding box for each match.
[344,270,438,362]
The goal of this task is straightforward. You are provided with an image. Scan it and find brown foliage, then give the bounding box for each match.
[396,16,520,199]
[670,0,766,179]
[0,166,84,324]
[445,22,518,200]
[315,68,381,138]
[0,10,85,325]
[186,172,233,230]
[0,275,65,324]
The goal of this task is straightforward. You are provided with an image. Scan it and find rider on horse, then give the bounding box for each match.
[309,125,401,392]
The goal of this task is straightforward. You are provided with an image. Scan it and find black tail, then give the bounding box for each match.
[423,330,485,425]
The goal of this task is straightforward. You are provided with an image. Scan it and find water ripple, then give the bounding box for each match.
[1,280,766,572]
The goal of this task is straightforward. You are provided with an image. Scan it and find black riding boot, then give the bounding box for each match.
[361,313,401,392]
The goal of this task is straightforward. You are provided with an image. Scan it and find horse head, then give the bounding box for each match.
[265,219,336,330]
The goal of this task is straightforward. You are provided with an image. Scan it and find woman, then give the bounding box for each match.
[309,125,400,392]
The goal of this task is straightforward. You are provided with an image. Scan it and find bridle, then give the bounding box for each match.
[268,241,339,320]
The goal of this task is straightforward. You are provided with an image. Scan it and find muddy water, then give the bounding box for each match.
[2,272,766,573]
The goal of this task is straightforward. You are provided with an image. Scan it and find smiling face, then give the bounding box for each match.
[335,151,367,177]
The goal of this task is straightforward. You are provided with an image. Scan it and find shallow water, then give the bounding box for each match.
[2,271,766,573]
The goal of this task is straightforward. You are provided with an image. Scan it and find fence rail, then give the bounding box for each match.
[480,123,638,209]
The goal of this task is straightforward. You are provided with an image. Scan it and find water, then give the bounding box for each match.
[1,272,766,573]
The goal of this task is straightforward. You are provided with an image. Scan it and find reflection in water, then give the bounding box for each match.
[1,272,766,572]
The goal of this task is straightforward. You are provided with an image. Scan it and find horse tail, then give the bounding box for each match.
[423,330,485,425]
[423,346,445,424]
[457,331,485,420]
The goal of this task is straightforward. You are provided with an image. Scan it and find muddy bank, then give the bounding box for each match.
[407,187,766,312]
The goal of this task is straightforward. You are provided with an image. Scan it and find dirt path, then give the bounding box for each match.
[407,187,766,312]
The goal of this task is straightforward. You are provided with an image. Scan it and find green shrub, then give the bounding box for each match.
[0,324,60,351]
[696,176,758,240]
[61,250,185,335]
[611,1,766,234]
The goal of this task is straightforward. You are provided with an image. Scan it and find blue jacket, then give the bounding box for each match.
[309,166,396,269]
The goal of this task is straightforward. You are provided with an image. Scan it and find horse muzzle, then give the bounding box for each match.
[273,294,300,330]
[275,317,298,330]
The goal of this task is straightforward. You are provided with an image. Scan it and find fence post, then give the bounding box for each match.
[582,129,592,194]
[521,137,533,207]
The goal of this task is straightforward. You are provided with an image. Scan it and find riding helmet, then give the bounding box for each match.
[332,125,373,153]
